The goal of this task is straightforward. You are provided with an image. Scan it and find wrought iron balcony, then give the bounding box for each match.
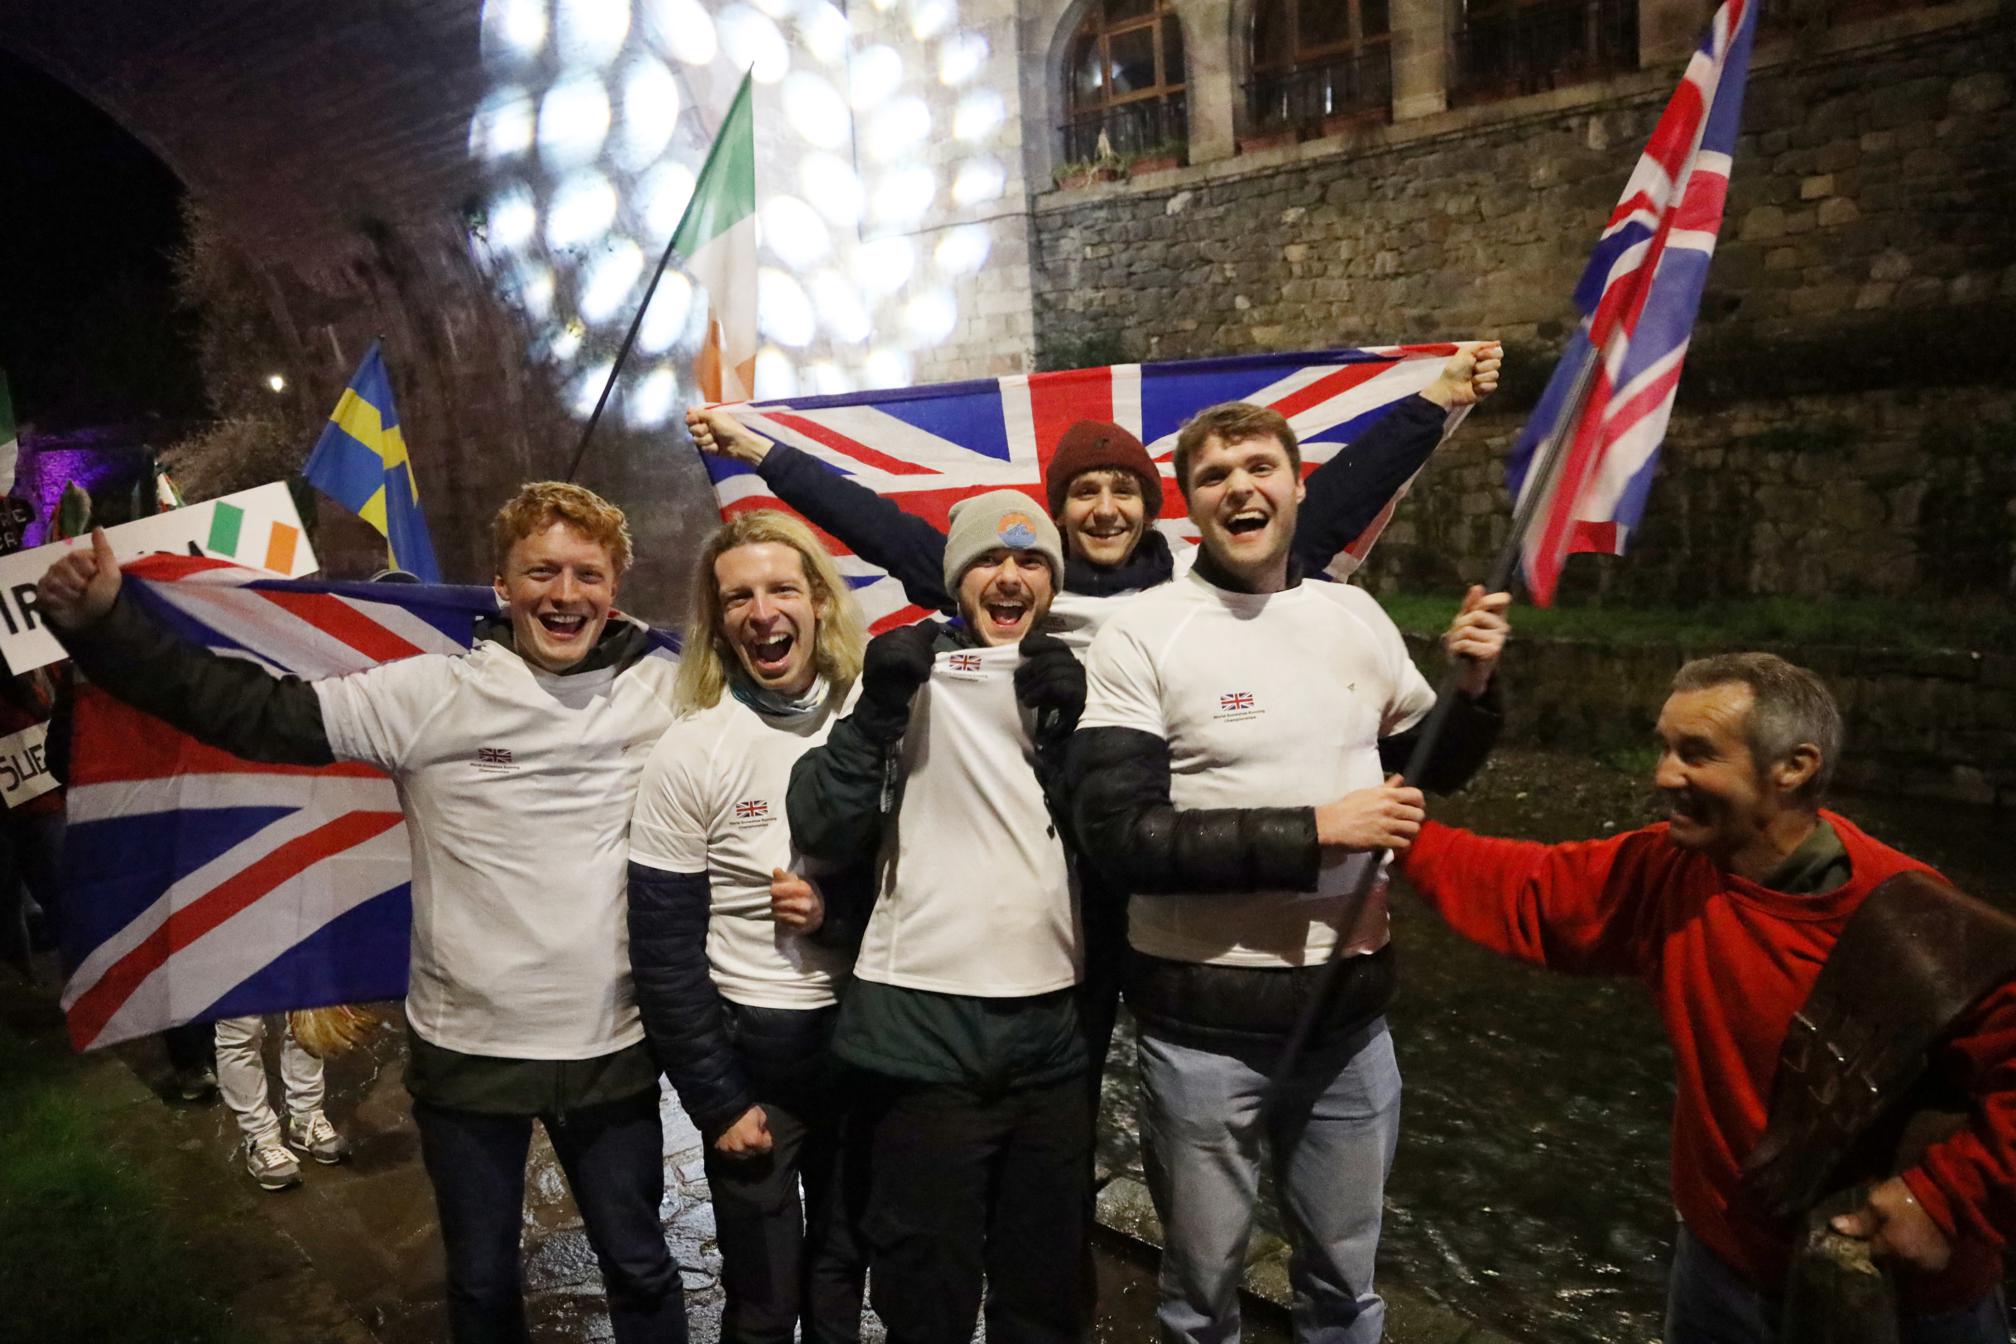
[1247,48,1394,135]
[1450,0,1638,104]
[1059,92,1188,165]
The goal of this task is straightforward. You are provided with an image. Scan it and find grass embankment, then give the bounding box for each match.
[1378,592,2016,652]
[0,1028,244,1344]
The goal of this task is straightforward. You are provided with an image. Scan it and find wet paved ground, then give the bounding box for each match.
[18,744,2008,1342]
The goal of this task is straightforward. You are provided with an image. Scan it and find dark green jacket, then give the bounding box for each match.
[786,621,1085,1091]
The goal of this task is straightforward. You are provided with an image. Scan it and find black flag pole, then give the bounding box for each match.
[563,71,743,485]
[561,224,689,485]
[1264,335,1606,1104]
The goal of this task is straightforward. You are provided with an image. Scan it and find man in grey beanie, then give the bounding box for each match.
[784,489,1093,1343]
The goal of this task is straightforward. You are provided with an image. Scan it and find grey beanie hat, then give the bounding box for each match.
[941,490,1064,591]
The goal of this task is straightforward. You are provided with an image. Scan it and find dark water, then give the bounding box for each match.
[1099,748,2015,1344]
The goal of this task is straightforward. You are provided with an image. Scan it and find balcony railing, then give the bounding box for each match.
[1060,93,1189,165]
[1450,0,1638,104]
[1247,48,1394,135]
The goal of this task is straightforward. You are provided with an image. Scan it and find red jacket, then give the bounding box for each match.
[1402,812,2016,1310]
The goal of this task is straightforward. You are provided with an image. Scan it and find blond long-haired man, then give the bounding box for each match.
[627,510,872,1344]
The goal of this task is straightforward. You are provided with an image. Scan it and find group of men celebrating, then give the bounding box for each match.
[34,338,2016,1344]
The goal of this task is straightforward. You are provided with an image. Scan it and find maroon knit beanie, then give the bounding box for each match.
[1044,420,1164,520]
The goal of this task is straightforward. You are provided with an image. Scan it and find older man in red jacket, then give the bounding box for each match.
[1402,651,2015,1344]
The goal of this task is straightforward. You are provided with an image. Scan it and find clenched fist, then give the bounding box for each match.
[1314,775,1426,854]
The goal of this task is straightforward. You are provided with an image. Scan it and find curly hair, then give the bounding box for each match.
[1171,402,1301,498]
[490,482,633,575]
[674,510,867,713]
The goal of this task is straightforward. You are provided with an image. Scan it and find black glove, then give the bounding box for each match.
[854,621,938,742]
[1015,630,1086,750]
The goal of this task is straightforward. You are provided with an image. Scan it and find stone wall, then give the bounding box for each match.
[1031,4,2016,600]
[1402,630,2016,807]
[1359,389,2016,603]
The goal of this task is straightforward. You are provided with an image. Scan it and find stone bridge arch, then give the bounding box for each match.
[0,0,716,617]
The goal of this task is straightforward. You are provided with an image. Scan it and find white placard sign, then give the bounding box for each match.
[0,722,56,808]
[0,481,319,675]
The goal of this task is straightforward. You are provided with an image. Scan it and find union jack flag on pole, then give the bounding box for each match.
[59,556,500,1051]
[704,345,1470,632]
[1506,0,1758,605]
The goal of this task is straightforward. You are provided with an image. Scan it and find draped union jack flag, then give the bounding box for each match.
[59,556,500,1051]
[704,346,1467,631]
[1507,0,1758,604]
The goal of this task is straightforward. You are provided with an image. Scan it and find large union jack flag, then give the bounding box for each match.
[1507,0,1757,605]
[705,345,1466,631]
[59,555,500,1051]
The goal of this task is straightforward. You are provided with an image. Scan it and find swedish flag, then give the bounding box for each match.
[302,342,441,582]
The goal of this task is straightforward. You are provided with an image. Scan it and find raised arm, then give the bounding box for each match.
[37,529,334,765]
[689,408,954,611]
[1292,342,1502,573]
[1378,585,1511,791]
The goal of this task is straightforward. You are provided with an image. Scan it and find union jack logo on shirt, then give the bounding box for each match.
[734,799,770,820]
[1220,692,1256,711]
[948,653,983,672]
[704,346,1470,632]
[476,747,513,766]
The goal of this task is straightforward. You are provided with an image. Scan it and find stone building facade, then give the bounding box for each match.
[1,0,2009,617]
[1026,0,2014,602]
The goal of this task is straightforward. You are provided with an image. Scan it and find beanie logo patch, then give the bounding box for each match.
[996,513,1039,549]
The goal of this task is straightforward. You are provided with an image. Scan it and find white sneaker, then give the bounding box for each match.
[244,1135,302,1191]
[285,1110,352,1165]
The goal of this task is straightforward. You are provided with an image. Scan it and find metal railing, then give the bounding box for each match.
[1059,92,1189,164]
[1449,0,1638,103]
[1246,47,1394,134]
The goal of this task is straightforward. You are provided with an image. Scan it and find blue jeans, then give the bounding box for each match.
[1139,1017,1401,1344]
[1666,1223,2010,1344]
[414,1092,686,1344]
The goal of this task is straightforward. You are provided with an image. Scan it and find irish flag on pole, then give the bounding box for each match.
[678,73,757,404]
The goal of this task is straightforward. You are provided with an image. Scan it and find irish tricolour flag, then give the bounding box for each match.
[679,73,757,404]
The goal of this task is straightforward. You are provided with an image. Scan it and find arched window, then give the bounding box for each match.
[1248,0,1393,137]
[1449,0,1638,105]
[1061,0,1187,165]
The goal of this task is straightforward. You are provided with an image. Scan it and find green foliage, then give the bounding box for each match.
[1035,328,1134,373]
[169,203,321,503]
[161,412,303,505]
[1377,591,2016,652]
[0,1033,244,1344]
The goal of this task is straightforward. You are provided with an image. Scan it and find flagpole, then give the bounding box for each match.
[562,227,687,484]
[1263,336,1605,1104]
[565,71,749,484]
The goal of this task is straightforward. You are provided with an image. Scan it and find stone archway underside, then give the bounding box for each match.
[0,0,719,619]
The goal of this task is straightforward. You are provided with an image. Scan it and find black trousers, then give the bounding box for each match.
[703,1004,866,1344]
[855,1070,1092,1344]
[414,1092,686,1344]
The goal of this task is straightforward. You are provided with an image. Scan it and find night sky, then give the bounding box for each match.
[0,45,204,431]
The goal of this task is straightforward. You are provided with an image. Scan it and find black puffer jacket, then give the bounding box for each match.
[1065,678,1501,1047]
[627,861,868,1140]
